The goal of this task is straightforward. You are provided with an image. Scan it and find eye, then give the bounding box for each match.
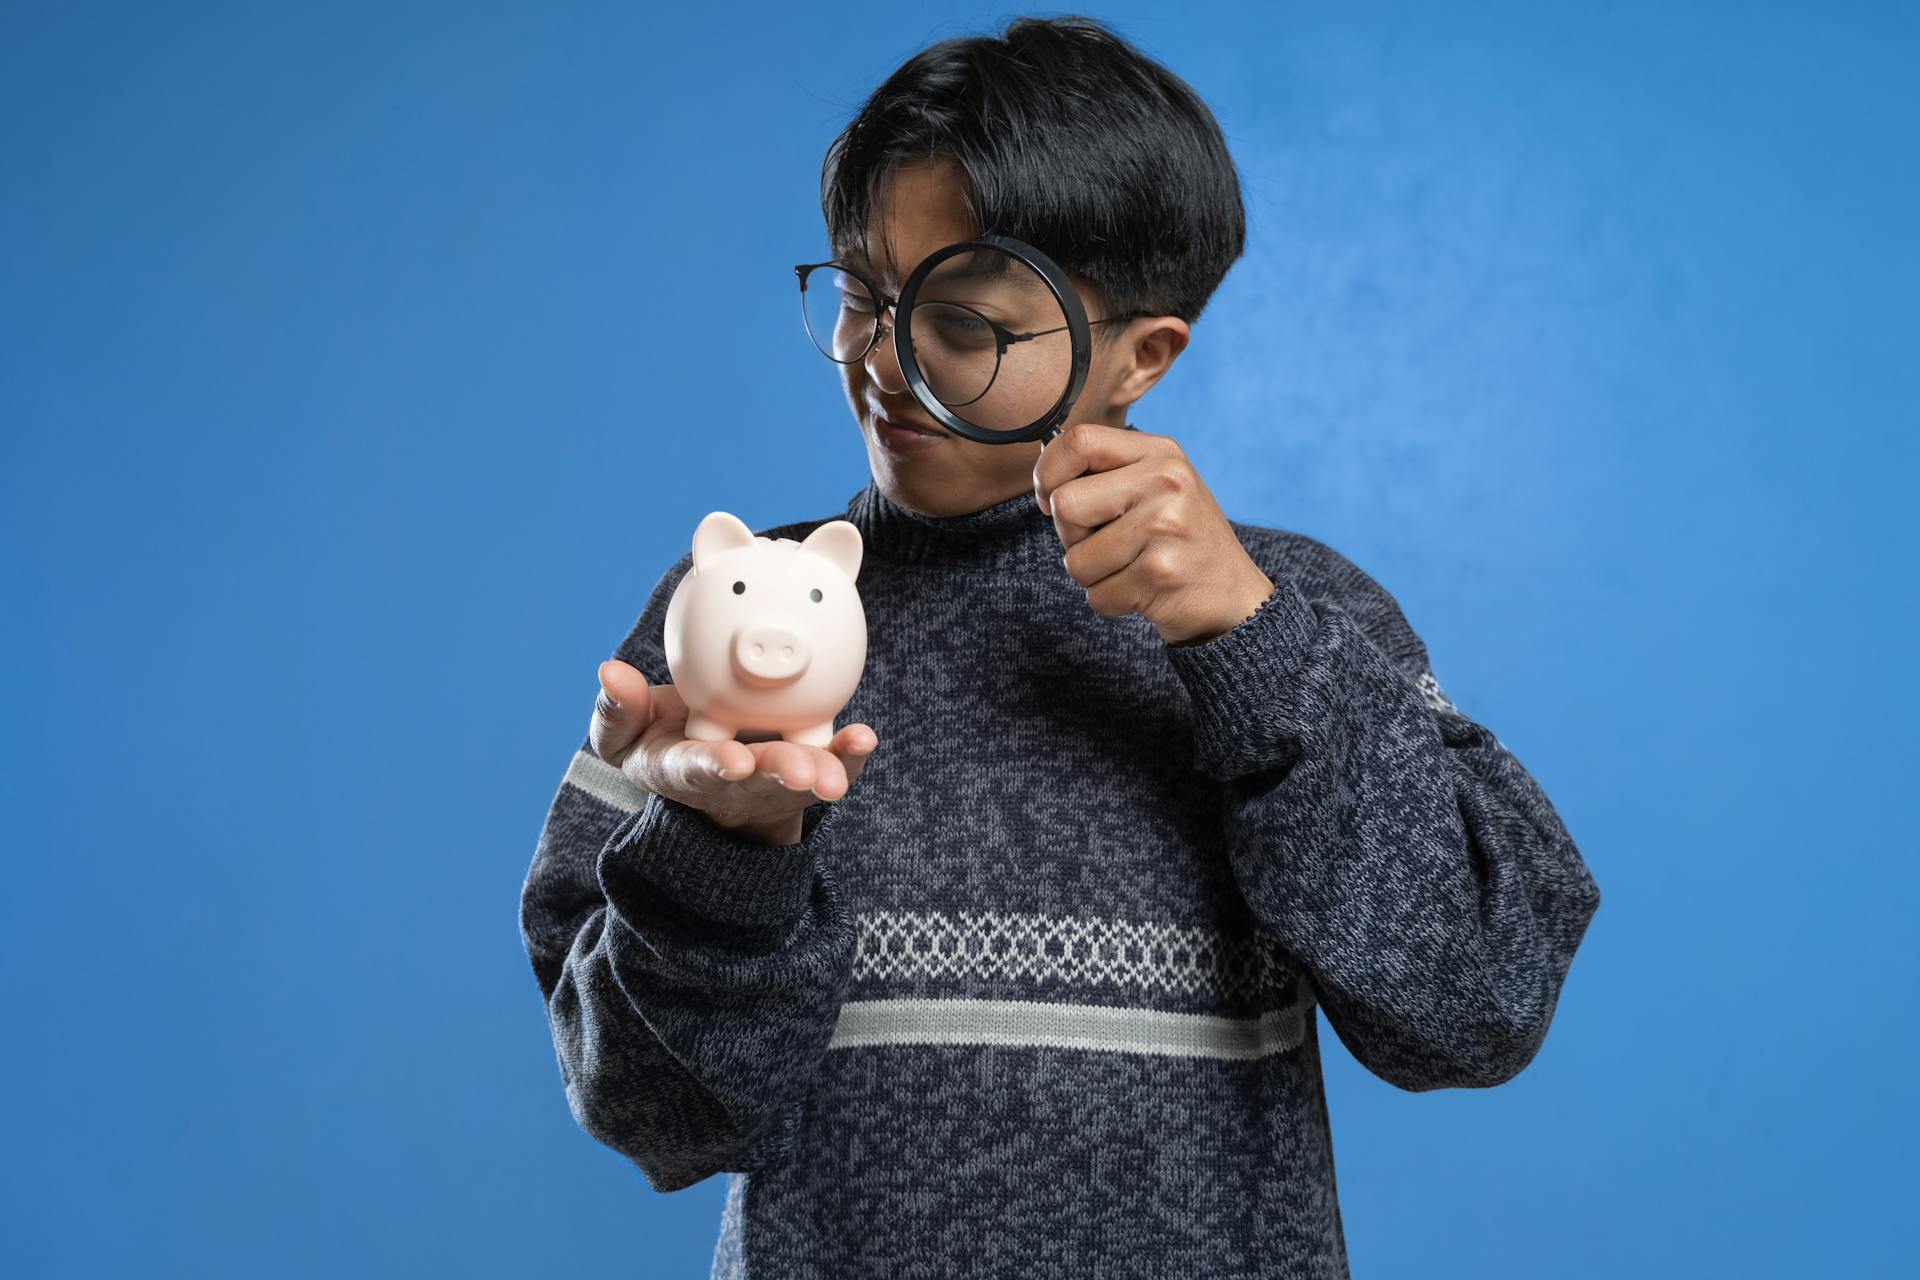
[810,588,823,602]
[732,581,745,594]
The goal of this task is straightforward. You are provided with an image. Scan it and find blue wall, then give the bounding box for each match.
[3,2,1912,1275]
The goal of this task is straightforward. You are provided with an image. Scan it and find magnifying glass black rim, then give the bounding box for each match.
[894,234,1092,446]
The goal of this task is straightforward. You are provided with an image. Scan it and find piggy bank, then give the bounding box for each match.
[663,511,867,748]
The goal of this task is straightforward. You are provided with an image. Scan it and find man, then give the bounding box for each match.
[520,16,1600,1278]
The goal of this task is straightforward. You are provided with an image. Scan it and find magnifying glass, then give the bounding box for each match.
[893,235,1152,446]
[888,235,1084,445]
[795,235,1151,446]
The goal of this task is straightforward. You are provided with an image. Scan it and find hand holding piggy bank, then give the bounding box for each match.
[664,511,868,748]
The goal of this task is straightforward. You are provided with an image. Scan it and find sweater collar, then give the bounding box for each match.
[844,479,1062,574]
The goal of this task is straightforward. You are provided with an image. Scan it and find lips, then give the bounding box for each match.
[876,414,944,437]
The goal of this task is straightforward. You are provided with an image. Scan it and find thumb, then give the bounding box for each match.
[590,659,655,766]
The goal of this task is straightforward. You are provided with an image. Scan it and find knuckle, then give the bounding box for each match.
[617,749,653,791]
[1148,507,1185,539]
[654,744,693,792]
[1142,546,1181,585]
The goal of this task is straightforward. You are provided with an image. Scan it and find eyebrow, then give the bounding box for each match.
[838,250,895,285]
[841,248,1038,291]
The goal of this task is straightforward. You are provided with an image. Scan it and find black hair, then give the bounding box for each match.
[819,14,1246,347]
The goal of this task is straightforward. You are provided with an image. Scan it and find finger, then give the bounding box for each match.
[832,721,879,764]
[1083,564,1155,620]
[1061,499,1158,586]
[650,687,760,782]
[683,737,760,787]
[734,738,822,800]
[620,688,756,795]
[646,729,759,797]
[1033,422,1157,515]
[813,724,879,799]
[644,679,689,723]
[1048,463,1169,552]
[590,659,654,766]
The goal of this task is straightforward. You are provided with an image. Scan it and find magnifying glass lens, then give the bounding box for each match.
[904,247,1074,434]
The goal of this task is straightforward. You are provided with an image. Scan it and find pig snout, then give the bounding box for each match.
[731,624,811,687]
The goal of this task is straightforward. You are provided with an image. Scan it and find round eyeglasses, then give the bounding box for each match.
[792,236,1153,444]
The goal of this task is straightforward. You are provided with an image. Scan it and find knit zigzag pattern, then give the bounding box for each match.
[852,908,1290,1001]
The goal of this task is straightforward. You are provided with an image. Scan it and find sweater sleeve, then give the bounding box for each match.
[1162,545,1601,1091]
[518,552,858,1191]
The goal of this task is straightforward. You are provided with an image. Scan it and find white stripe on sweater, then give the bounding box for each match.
[562,748,650,812]
[827,987,1313,1060]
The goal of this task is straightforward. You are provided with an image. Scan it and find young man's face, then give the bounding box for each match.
[834,157,1153,519]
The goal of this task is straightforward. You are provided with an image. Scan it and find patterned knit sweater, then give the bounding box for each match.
[519,476,1602,1279]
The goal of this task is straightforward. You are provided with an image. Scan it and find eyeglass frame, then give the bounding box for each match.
[791,233,1155,445]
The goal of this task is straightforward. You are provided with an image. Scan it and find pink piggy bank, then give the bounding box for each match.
[663,511,867,748]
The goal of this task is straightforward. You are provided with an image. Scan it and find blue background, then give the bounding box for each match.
[3,2,1913,1275]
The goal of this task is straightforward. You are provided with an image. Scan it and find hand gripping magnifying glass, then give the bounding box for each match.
[797,235,1153,446]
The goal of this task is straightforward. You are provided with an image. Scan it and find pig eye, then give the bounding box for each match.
[732,581,745,594]
[810,588,823,602]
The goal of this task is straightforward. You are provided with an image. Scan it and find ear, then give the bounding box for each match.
[692,511,756,572]
[798,519,863,581]
[1111,316,1191,408]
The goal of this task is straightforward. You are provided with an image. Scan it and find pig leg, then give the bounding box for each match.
[785,720,836,749]
[683,712,737,743]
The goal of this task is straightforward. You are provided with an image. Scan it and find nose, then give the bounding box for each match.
[732,624,812,687]
[863,305,908,395]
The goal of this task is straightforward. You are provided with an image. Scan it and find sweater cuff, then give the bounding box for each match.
[1163,575,1321,778]
[599,789,840,929]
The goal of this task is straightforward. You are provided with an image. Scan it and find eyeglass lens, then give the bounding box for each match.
[800,248,1075,434]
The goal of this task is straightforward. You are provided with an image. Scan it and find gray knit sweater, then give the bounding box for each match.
[519,477,1601,1279]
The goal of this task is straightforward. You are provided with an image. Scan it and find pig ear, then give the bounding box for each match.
[798,519,863,580]
[692,511,756,572]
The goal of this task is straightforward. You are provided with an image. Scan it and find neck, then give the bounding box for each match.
[845,479,1061,574]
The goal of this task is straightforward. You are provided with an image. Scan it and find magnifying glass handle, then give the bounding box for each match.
[1040,421,1144,445]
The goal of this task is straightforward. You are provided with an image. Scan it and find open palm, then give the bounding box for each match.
[592,658,877,838]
